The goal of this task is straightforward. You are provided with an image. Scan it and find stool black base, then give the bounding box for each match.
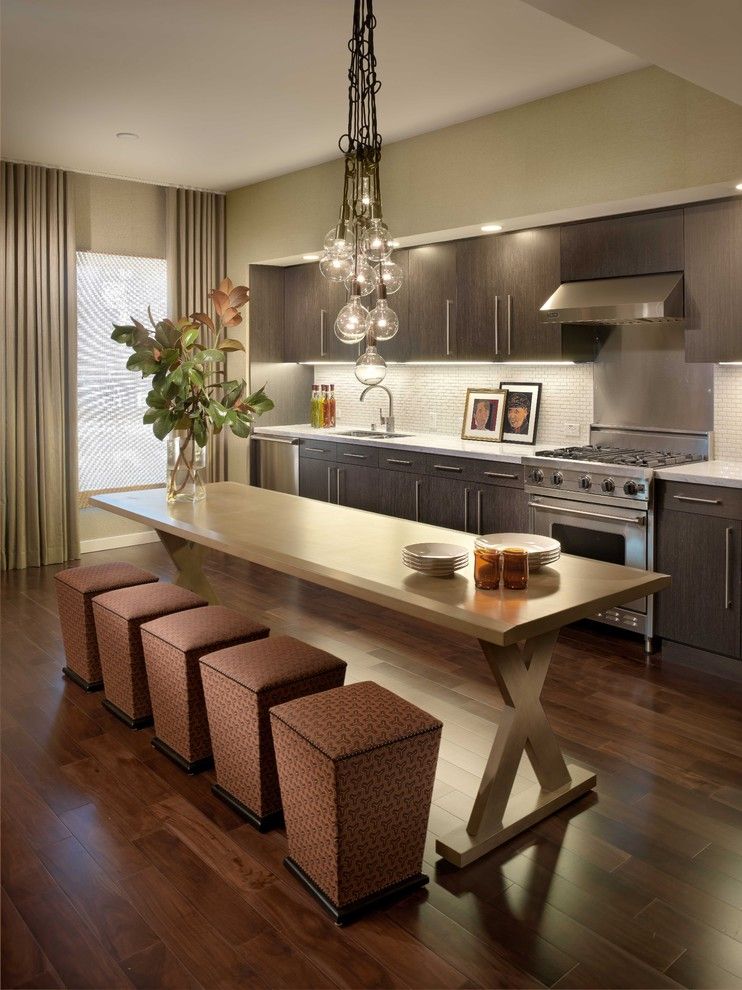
[62,667,104,692]
[102,698,154,730]
[152,736,213,774]
[284,857,428,926]
[212,784,283,832]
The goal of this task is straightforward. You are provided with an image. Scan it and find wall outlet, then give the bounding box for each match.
[564,422,580,438]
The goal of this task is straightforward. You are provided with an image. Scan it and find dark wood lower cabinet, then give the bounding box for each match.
[421,476,471,532]
[476,485,529,535]
[336,463,378,513]
[378,469,422,522]
[655,508,741,659]
[299,457,334,503]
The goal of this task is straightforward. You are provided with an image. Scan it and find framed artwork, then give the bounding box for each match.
[499,382,542,444]
[461,388,507,442]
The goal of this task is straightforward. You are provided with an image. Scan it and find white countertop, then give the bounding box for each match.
[252,424,538,463]
[655,460,742,489]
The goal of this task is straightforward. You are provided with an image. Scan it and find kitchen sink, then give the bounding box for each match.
[336,430,412,439]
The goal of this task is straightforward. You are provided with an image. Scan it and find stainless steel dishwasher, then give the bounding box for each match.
[252,435,301,495]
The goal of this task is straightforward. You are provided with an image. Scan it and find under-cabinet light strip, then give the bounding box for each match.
[300,360,576,366]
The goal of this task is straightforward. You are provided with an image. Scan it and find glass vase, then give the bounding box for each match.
[167,429,207,503]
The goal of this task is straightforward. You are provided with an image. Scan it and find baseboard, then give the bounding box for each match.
[660,639,742,682]
[80,531,159,554]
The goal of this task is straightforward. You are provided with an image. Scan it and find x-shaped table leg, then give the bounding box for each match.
[156,530,221,605]
[436,630,596,868]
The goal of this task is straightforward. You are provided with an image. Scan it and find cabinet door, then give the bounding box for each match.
[248,265,285,363]
[378,469,422,521]
[502,227,562,361]
[455,236,505,360]
[284,263,347,362]
[408,243,457,359]
[476,486,529,537]
[374,249,410,363]
[684,199,742,363]
[421,475,471,532]
[337,463,379,513]
[655,508,741,658]
[299,458,335,502]
[560,209,683,281]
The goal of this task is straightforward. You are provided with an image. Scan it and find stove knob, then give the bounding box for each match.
[624,480,639,496]
[578,474,592,490]
[531,468,544,484]
[551,471,564,486]
[601,477,615,494]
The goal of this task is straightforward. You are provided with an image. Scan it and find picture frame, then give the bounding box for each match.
[461,388,507,442]
[499,382,542,444]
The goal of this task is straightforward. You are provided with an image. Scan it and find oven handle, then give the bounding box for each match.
[528,501,646,526]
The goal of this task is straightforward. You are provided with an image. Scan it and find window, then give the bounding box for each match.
[77,251,168,494]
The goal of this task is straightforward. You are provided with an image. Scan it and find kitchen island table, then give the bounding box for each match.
[91,483,669,867]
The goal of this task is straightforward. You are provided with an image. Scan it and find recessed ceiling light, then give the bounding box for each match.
[302,254,320,261]
[116,131,139,140]
[736,182,742,191]
[481,223,503,233]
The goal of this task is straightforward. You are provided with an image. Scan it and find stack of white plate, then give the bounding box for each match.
[476,533,561,572]
[402,542,469,578]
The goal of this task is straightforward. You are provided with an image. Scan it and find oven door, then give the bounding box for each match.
[529,494,649,613]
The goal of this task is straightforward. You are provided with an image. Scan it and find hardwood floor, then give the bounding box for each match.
[2,542,742,990]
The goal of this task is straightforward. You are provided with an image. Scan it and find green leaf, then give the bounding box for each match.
[155,322,179,349]
[181,326,200,349]
[152,412,177,441]
[192,417,208,448]
[143,408,164,424]
[111,325,135,344]
[200,348,225,363]
[222,380,244,408]
[243,385,274,416]
[208,400,229,426]
[145,390,167,409]
[126,352,160,376]
[219,338,245,352]
[230,416,252,439]
[188,367,204,388]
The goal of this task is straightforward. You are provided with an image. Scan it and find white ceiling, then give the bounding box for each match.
[523,0,742,106]
[1,0,646,191]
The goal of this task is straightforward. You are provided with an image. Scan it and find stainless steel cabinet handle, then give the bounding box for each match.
[445,299,453,356]
[253,435,300,445]
[387,458,412,465]
[725,527,734,609]
[464,488,471,531]
[434,464,463,473]
[342,452,367,459]
[529,501,645,526]
[326,466,333,502]
[320,309,327,357]
[484,471,518,479]
[336,467,342,504]
[494,295,499,355]
[507,294,512,354]
[306,446,327,453]
[477,489,483,535]
[673,495,721,505]
[415,479,422,522]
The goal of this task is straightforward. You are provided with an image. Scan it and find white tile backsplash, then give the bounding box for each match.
[714,365,742,460]
[313,363,594,447]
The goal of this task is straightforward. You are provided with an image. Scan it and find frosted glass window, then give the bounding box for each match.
[77,251,168,493]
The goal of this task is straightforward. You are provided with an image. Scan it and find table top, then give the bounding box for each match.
[91,483,670,647]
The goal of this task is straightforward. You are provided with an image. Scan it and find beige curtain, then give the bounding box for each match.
[1,162,79,570]
[166,188,227,483]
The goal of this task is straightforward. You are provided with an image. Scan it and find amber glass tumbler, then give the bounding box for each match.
[502,547,529,590]
[474,548,501,590]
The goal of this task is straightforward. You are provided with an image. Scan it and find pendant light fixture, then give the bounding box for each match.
[320,0,400,384]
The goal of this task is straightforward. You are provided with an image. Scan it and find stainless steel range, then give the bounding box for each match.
[523,426,711,653]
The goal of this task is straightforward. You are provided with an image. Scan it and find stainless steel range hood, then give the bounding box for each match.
[541,272,684,326]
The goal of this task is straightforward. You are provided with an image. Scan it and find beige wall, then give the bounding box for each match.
[73,173,166,258]
[227,67,742,277]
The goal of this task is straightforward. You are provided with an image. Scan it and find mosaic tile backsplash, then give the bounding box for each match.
[714,365,742,459]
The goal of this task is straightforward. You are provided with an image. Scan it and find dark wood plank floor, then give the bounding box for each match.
[2,543,742,990]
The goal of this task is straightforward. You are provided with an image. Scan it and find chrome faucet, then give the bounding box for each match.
[360,384,394,433]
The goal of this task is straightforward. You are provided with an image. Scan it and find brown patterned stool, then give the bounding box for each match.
[54,563,159,691]
[270,680,442,924]
[200,635,347,831]
[93,583,208,729]
[141,606,270,773]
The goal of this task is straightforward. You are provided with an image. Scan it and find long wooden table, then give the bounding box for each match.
[91,483,670,867]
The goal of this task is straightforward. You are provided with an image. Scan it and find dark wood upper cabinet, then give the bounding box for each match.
[501,227,562,361]
[376,248,410,362]
[560,209,684,281]
[407,243,457,359]
[248,265,285,363]
[455,236,502,360]
[684,198,742,363]
[284,263,350,363]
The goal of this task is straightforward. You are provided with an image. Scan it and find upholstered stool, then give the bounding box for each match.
[200,635,347,831]
[141,606,270,773]
[270,680,442,924]
[93,583,208,729]
[54,563,159,691]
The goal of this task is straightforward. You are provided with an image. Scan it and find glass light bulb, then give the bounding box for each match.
[365,298,398,341]
[344,258,376,297]
[355,345,387,385]
[378,259,403,294]
[335,295,369,344]
[363,220,392,262]
[320,252,353,282]
[360,176,371,207]
[323,224,354,256]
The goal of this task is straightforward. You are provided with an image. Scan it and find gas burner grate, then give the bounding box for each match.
[534,445,705,468]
